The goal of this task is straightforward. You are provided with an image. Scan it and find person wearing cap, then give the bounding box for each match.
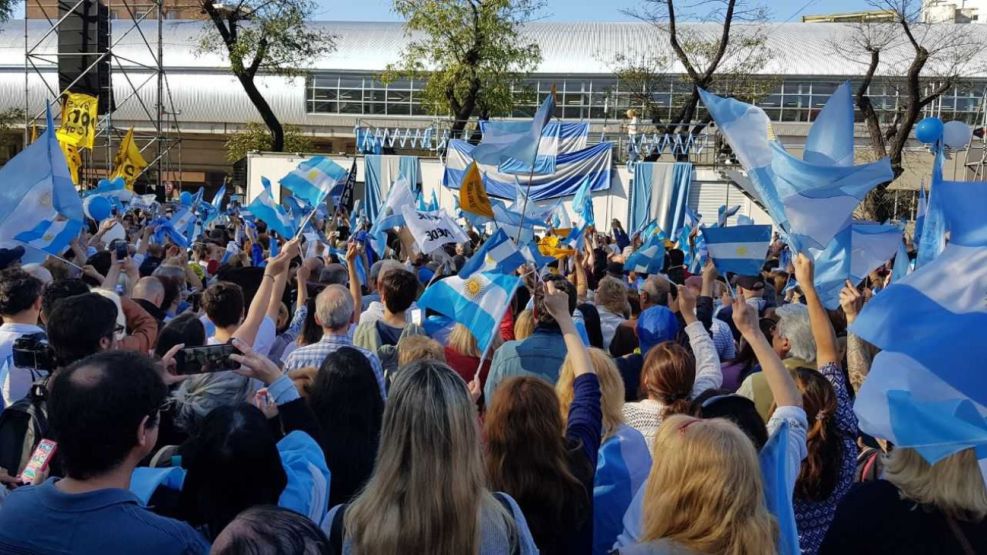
[0,245,25,272]
[614,304,680,402]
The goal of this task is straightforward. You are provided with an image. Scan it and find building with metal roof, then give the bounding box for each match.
[0,18,981,198]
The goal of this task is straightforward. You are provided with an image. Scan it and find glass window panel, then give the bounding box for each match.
[339,101,362,114]
[387,89,412,102]
[338,89,361,102]
[338,77,363,88]
[364,102,386,115]
[564,93,588,106]
[411,103,427,116]
[759,94,782,107]
[310,101,336,113]
[312,89,336,101]
[313,75,338,88]
[562,106,584,119]
[387,103,411,116]
[364,89,385,102]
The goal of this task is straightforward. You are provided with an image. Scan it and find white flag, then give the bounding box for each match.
[400,206,469,255]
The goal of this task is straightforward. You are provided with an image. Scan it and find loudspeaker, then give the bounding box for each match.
[58,0,112,115]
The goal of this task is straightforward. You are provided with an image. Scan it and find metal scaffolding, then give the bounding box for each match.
[23,0,184,192]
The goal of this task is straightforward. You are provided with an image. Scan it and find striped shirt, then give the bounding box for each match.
[283,333,386,398]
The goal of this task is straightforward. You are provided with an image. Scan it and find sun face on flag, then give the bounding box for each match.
[464,276,485,300]
[735,245,749,256]
[307,169,320,181]
[39,192,52,208]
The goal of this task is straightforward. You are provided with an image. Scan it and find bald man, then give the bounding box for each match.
[132,276,167,324]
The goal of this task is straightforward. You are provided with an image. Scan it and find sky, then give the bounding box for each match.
[311,0,875,22]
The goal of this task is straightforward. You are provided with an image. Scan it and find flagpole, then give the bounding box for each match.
[293,206,319,240]
[513,165,538,244]
[19,243,84,271]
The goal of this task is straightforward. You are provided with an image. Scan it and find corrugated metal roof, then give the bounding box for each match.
[1,19,986,76]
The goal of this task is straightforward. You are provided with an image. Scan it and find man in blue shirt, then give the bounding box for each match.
[484,276,577,401]
[0,350,209,554]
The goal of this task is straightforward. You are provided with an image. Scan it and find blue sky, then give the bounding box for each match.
[312,0,873,22]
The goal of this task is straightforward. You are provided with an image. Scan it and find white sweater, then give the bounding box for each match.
[621,321,723,452]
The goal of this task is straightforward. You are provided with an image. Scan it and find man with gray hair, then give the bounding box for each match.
[283,284,385,397]
[736,302,817,420]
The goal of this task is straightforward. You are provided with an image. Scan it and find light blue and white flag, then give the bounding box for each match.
[572,176,595,228]
[0,106,84,256]
[891,239,910,283]
[700,82,893,253]
[917,147,947,269]
[809,222,902,309]
[249,177,297,239]
[211,184,226,213]
[623,234,666,275]
[593,425,652,554]
[459,228,526,279]
[716,204,741,227]
[417,271,520,353]
[154,206,197,249]
[472,91,555,171]
[280,156,349,208]
[701,225,772,277]
[914,182,927,241]
[369,177,415,256]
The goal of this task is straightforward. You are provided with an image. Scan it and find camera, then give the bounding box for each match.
[12,333,56,372]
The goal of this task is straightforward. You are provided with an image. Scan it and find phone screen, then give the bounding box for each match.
[174,344,240,375]
[20,439,57,483]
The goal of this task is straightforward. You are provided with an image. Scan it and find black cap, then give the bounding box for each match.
[735,275,765,291]
[607,261,626,277]
[0,246,25,270]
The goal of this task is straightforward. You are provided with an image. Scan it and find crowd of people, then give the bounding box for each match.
[0,203,982,555]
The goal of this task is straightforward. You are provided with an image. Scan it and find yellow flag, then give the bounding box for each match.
[111,128,148,190]
[459,161,494,218]
[538,235,575,260]
[56,92,98,150]
[58,140,82,185]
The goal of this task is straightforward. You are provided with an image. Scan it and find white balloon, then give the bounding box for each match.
[942,120,973,149]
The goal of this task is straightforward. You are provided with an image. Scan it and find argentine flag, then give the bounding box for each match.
[701,225,772,277]
[0,106,84,256]
[249,177,298,239]
[623,234,665,275]
[851,180,987,479]
[280,156,349,208]
[418,271,519,353]
[810,222,902,309]
[459,229,526,279]
[699,82,893,253]
[472,91,555,171]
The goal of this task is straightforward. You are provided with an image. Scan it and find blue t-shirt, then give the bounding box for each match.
[0,478,209,554]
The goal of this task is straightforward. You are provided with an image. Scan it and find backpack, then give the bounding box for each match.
[328,493,521,555]
[0,381,49,477]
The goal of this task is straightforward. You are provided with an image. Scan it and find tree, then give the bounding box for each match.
[626,0,773,135]
[384,0,543,135]
[199,0,334,152]
[832,0,981,219]
[225,122,314,162]
[835,0,980,178]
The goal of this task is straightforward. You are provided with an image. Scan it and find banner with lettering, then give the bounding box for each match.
[56,92,98,149]
[400,206,469,255]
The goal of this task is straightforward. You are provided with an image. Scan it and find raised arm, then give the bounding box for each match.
[234,238,299,347]
[344,241,363,325]
[678,284,722,395]
[732,291,802,408]
[794,253,840,368]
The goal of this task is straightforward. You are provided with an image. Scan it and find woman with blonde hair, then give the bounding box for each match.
[325,360,537,554]
[820,447,987,553]
[619,415,779,555]
[444,323,498,406]
[514,308,535,340]
[557,348,652,554]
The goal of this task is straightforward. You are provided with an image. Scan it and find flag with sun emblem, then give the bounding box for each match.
[0,105,84,255]
[418,271,520,353]
[280,156,350,208]
[701,224,772,276]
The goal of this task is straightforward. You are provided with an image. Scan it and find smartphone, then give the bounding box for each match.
[174,344,240,375]
[114,241,128,260]
[20,439,57,484]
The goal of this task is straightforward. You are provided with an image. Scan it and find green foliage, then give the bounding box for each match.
[384,0,544,130]
[0,0,16,22]
[225,122,314,162]
[199,0,334,78]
